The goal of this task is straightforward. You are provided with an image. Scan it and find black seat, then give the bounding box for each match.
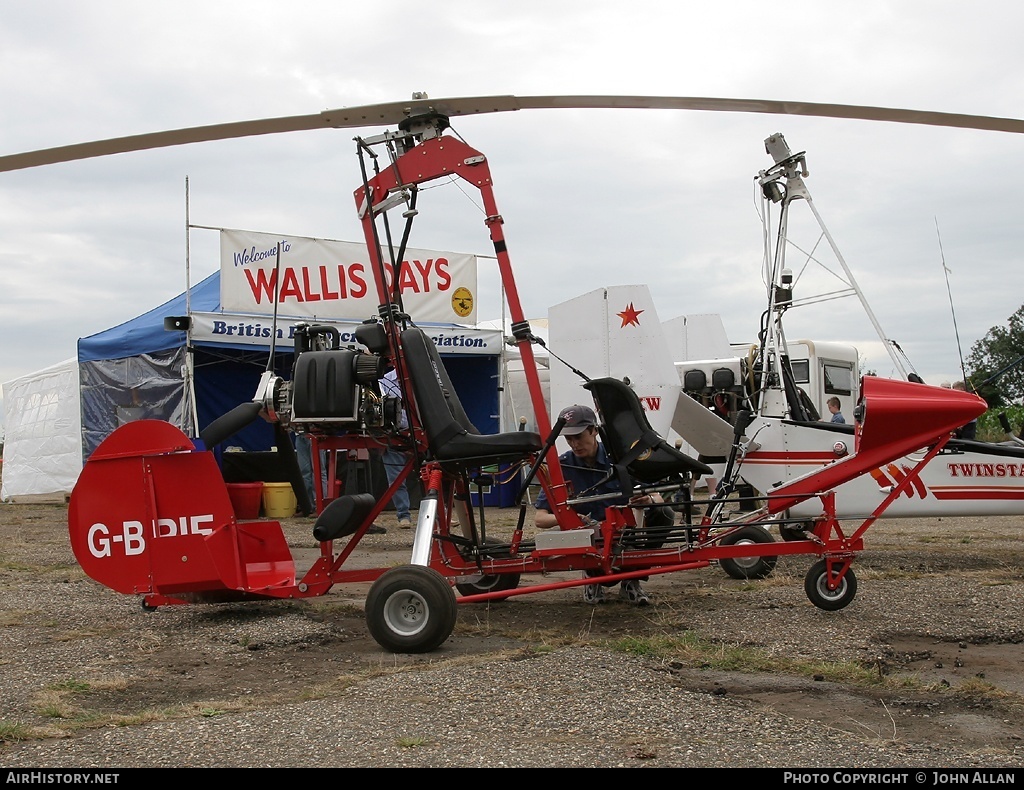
[683,368,708,394]
[584,377,712,484]
[400,327,542,466]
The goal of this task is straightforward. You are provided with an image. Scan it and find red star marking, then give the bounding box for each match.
[617,302,644,327]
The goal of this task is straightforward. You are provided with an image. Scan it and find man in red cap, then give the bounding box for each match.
[534,404,659,606]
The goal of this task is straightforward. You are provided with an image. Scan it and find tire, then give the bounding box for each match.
[804,559,858,611]
[455,571,520,598]
[779,525,806,542]
[719,526,778,580]
[779,522,814,542]
[779,512,814,542]
[454,538,521,598]
[366,566,458,653]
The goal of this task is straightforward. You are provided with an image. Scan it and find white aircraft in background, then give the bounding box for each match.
[548,134,1024,528]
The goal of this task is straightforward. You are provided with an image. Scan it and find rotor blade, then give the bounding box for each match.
[274,423,312,517]
[199,401,263,449]
[0,98,525,172]
[5,94,1024,174]
[509,95,1024,133]
[0,112,330,173]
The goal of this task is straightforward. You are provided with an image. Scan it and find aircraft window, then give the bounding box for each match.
[823,362,854,396]
[791,359,810,383]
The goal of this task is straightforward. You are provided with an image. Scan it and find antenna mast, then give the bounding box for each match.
[935,218,968,382]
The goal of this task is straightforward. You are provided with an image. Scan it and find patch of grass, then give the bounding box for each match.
[0,721,36,743]
[37,702,73,720]
[33,686,78,719]
[112,708,185,727]
[454,616,574,649]
[0,560,39,572]
[31,676,133,726]
[75,700,272,731]
[86,677,131,692]
[0,611,29,627]
[611,634,667,658]
[50,678,91,693]
[605,631,1024,704]
[608,632,888,686]
[948,675,1015,699]
[299,675,366,700]
[1,559,80,576]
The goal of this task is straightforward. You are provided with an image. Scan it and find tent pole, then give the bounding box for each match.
[184,177,199,437]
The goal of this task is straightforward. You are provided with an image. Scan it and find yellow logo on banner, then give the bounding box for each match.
[452,287,474,318]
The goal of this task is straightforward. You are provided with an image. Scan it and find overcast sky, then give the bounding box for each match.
[3,1,1024,430]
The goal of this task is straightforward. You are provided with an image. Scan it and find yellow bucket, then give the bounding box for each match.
[261,482,297,519]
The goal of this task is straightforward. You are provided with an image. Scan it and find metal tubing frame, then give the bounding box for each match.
[199,129,979,607]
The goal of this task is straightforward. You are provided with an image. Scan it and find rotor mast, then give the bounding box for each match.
[352,103,569,511]
[758,133,911,383]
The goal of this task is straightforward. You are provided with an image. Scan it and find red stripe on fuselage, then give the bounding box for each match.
[742,452,834,465]
[930,487,1024,500]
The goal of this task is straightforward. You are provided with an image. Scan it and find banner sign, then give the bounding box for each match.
[219,229,478,324]
[190,312,504,357]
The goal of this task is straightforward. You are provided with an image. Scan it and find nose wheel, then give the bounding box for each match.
[366,565,458,653]
[804,559,858,611]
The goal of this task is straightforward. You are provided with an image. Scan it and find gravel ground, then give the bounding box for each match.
[2,504,1024,768]
[5,645,1013,769]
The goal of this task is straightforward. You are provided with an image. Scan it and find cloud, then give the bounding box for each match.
[3,0,1024,428]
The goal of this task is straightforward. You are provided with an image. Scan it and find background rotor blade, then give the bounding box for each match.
[4,94,1024,174]
[199,401,263,449]
[274,423,312,517]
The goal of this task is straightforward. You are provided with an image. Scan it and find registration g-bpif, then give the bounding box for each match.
[784,774,1016,785]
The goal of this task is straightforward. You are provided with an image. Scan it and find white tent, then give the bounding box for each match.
[1,357,82,502]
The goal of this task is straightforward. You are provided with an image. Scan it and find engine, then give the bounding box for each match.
[253,321,398,436]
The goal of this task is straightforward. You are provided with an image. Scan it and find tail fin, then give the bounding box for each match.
[548,285,680,448]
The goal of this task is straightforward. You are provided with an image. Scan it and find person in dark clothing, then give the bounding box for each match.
[534,404,669,606]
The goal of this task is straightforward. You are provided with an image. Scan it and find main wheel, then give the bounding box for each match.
[719,526,778,580]
[454,538,521,598]
[366,566,458,653]
[779,512,815,542]
[779,525,804,541]
[804,559,858,611]
[455,571,520,598]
